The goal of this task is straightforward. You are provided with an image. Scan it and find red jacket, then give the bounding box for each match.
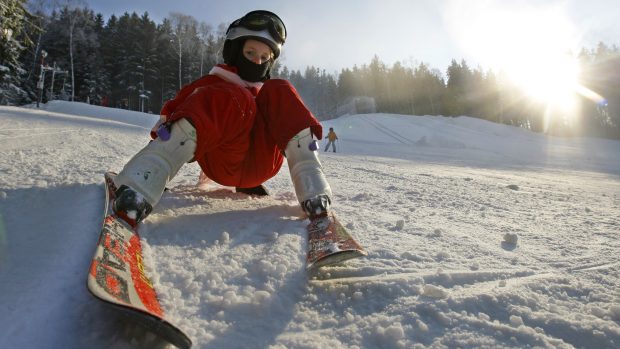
[160,65,322,188]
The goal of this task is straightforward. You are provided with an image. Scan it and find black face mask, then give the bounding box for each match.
[235,54,271,82]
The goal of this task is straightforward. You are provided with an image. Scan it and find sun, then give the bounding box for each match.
[506,51,580,111]
[446,2,584,114]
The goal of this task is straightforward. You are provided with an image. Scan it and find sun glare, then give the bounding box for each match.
[508,53,580,110]
[445,1,589,126]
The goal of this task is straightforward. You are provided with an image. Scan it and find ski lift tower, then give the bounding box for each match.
[48,62,68,101]
[138,82,151,113]
[139,93,149,113]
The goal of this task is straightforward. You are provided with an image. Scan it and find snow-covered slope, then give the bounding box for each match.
[0,101,618,349]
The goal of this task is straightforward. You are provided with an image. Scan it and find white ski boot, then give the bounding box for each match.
[285,127,333,218]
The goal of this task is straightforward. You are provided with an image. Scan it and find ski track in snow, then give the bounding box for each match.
[0,102,619,349]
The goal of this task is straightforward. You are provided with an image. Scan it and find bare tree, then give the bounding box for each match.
[57,0,85,101]
[197,22,213,76]
[168,12,197,89]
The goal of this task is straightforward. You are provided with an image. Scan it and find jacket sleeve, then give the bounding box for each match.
[152,78,210,139]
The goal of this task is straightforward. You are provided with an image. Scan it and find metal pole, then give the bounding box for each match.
[62,75,67,98]
[37,69,43,108]
[37,50,47,108]
[50,62,57,100]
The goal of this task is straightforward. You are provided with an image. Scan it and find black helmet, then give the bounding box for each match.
[223,10,287,67]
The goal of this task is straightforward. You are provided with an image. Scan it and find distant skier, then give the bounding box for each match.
[110,10,333,225]
[324,127,338,152]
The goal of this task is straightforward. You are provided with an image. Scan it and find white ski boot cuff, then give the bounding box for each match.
[114,118,197,206]
[285,128,333,214]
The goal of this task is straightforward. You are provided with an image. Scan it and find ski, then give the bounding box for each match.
[87,172,192,349]
[306,212,367,270]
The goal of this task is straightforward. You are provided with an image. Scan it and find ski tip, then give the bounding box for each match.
[103,298,193,349]
[306,249,367,271]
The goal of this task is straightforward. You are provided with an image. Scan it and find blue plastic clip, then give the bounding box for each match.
[309,140,319,151]
[156,123,171,141]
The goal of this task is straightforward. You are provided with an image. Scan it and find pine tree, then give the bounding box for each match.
[412,63,445,116]
[153,18,179,112]
[0,0,35,105]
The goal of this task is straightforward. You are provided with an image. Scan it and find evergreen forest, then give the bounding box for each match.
[2,0,620,139]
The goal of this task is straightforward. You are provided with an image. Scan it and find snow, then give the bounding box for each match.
[1,100,619,349]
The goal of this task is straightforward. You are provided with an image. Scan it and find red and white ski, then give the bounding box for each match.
[87,172,192,349]
[306,212,367,270]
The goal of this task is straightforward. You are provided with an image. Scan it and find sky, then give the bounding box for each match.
[86,0,620,75]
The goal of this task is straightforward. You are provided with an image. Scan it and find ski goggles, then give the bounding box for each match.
[229,10,287,44]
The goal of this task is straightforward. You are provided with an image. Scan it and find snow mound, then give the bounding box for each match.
[40,100,158,128]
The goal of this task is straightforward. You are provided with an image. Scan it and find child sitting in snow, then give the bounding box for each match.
[112,10,332,225]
